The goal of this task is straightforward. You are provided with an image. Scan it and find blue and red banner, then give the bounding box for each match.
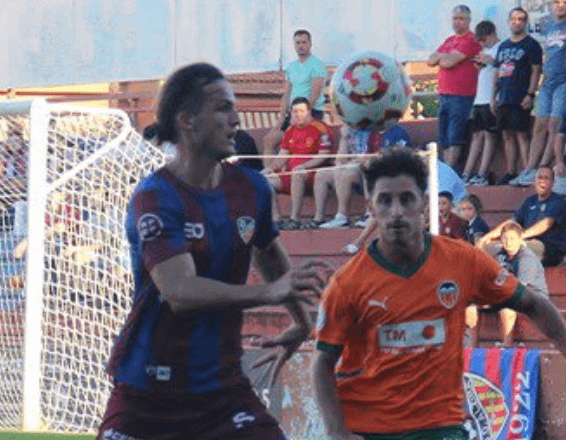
[463,348,540,440]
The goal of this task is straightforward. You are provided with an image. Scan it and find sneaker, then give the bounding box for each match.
[495,172,517,185]
[319,213,350,229]
[553,174,566,195]
[510,168,535,186]
[355,213,370,228]
[467,174,489,186]
[303,218,324,229]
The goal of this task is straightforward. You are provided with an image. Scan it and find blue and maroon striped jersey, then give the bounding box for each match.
[109,163,278,394]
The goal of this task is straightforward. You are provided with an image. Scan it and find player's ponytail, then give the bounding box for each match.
[156,63,225,145]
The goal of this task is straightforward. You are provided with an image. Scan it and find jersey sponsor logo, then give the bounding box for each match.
[102,429,144,440]
[232,411,256,429]
[437,280,460,309]
[237,216,255,244]
[377,318,445,350]
[145,364,172,381]
[184,222,205,239]
[494,269,510,287]
[137,213,163,241]
[368,296,389,310]
[463,372,509,440]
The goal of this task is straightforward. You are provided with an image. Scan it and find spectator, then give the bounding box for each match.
[233,129,264,171]
[439,190,467,240]
[478,166,566,266]
[492,7,542,185]
[467,221,549,347]
[459,194,490,244]
[309,123,412,229]
[553,119,566,194]
[262,29,327,168]
[427,5,482,169]
[511,1,566,186]
[462,20,501,186]
[264,97,332,230]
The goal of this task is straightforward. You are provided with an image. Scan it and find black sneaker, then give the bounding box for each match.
[495,172,517,185]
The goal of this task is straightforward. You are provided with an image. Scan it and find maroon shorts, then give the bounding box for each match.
[97,383,286,440]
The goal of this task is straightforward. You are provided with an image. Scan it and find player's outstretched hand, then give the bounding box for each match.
[265,259,335,306]
[251,323,310,389]
[254,260,335,387]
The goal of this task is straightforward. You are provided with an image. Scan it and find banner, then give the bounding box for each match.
[463,348,540,440]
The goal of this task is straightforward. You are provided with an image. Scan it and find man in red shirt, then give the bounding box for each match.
[428,5,481,169]
[264,97,332,229]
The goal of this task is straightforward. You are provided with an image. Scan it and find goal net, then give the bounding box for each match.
[0,99,166,433]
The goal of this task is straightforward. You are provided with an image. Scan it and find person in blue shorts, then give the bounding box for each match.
[96,63,326,440]
[511,0,566,186]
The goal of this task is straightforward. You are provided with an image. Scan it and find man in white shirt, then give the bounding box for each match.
[463,20,501,186]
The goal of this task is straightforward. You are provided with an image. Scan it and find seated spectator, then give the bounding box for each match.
[477,166,566,266]
[263,97,332,230]
[458,194,490,244]
[439,190,467,240]
[233,129,263,171]
[343,157,467,254]
[462,20,501,186]
[308,123,412,229]
[466,221,549,347]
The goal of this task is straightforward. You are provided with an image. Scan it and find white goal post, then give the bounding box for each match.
[0,99,166,433]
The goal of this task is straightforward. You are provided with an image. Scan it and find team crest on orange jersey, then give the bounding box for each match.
[437,280,460,309]
[237,216,255,244]
[463,372,509,440]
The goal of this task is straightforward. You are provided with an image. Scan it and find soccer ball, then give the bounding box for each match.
[330,51,412,130]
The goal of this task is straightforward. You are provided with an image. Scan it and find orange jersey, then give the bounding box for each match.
[315,234,521,434]
[280,120,332,170]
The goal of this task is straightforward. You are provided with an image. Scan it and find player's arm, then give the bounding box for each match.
[252,238,311,332]
[313,348,363,440]
[437,50,467,69]
[500,285,566,357]
[308,77,325,109]
[150,249,317,313]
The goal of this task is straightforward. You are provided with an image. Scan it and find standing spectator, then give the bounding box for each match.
[427,5,482,169]
[262,29,327,167]
[468,221,549,347]
[264,97,332,230]
[459,194,490,244]
[462,20,501,187]
[492,7,542,185]
[309,123,411,229]
[439,190,467,240]
[478,166,566,267]
[511,1,566,186]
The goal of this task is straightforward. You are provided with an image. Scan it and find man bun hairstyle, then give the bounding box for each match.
[155,63,225,145]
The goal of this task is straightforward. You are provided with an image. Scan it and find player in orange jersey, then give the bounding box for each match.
[312,148,566,440]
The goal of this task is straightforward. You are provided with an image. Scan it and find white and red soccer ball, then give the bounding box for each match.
[330,51,412,130]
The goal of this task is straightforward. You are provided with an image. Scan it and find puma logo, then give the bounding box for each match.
[368,297,389,310]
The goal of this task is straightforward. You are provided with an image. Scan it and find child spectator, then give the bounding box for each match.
[459,194,490,244]
[439,190,467,240]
